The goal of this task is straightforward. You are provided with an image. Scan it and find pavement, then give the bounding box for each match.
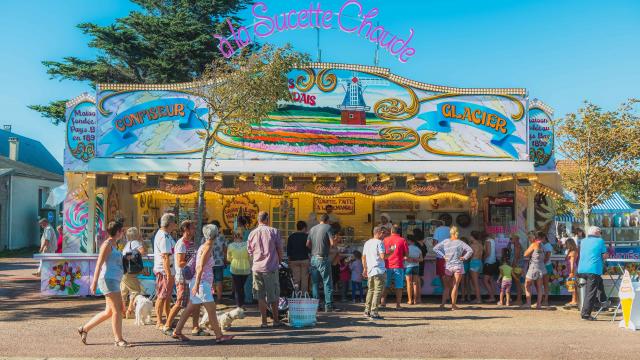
[1,256,639,360]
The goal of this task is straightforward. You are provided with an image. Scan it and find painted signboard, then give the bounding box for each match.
[40,259,91,296]
[528,100,555,171]
[89,64,529,172]
[222,195,260,229]
[64,94,97,170]
[313,197,356,215]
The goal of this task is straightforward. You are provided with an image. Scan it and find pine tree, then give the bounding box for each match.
[29,0,252,124]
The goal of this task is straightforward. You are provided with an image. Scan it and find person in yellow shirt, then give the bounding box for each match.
[227,229,252,309]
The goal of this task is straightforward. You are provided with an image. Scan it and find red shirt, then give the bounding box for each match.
[384,234,409,269]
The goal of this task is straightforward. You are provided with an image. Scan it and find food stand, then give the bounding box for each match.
[38,63,562,296]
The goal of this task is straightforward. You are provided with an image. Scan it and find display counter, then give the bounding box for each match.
[35,253,577,297]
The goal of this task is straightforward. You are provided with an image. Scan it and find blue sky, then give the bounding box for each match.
[1,0,638,163]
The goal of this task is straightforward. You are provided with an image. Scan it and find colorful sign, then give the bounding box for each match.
[215,1,416,63]
[222,195,260,229]
[313,197,356,215]
[528,101,555,170]
[619,270,636,330]
[70,64,532,173]
[65,94,97,168]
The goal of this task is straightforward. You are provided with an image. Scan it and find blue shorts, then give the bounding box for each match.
[405,266,419,276]
[213,266,225,283]
[545,264,553,275]
[470,259,483,273]
[463,261,470,273]
[386,268,405,289]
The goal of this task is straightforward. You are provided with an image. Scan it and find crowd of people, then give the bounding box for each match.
[72,209,611,347]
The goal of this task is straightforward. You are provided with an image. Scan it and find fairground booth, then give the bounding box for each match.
[38,63,565,296]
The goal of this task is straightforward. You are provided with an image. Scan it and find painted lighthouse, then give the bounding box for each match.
[337,74,388,125]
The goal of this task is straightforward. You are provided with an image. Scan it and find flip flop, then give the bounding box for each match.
[171,333,190,342]
[216,335,234,344]
[191,328,209,336]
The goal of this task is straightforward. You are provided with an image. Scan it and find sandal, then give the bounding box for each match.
[260,323,269,328]
[77,327,87,345]
[162,327,174,336]
[171,333,190,342]
[191,328,209,336]
[216,335,234,344]
[114,340,131,347]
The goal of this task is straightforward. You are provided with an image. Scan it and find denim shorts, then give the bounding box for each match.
[386,268,405,289]
[405,266,419,276]
[98,278,121,295]
[213,266,225,283]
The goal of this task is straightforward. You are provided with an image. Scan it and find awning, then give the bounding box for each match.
[81,158,537,174]
[555,213,580,223]
[592,192,635,214]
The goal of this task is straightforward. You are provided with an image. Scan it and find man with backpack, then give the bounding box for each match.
[121,227,146,319]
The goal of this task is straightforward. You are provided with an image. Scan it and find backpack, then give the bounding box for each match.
[122,242,144,275]
[182,251,197,281]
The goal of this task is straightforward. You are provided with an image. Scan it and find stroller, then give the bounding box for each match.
[266,262,296,320]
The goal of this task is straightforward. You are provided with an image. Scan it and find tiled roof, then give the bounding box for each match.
[0,129,63,175]
[0,156,63,182]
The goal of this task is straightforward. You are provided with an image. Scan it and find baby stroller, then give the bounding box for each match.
[267,262,296,320]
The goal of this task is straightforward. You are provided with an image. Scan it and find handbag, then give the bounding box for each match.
[182,252,197,281]
[287,291,319,328]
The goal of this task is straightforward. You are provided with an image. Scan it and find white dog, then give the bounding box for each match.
[199,307,245,331]
[134,295,153,326]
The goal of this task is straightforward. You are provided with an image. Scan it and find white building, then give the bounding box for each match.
[0,126,63,250]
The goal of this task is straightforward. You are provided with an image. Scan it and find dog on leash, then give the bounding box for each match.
[199,307,245,330]
[134,295,153,326]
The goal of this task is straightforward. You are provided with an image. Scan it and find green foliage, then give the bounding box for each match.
[27,100,68,125]
[556,100,640,226]
[30,0,253,123]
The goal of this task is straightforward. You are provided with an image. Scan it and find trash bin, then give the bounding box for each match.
[577,277,587,311]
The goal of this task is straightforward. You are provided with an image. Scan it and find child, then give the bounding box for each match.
[350,251,364,302]
[339,257,351,302]
[497,249,513,306]
[404,236,424,305]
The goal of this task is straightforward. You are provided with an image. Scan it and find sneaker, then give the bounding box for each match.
[363,311,371,319]
[599,300,611,309]
[324,306,340,313]
[369,313,384,320]
[581,316,596,321]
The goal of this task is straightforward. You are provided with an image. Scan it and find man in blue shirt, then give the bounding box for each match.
[577,226,610,320]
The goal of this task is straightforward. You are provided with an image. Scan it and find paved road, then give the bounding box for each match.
[1,256,638,359]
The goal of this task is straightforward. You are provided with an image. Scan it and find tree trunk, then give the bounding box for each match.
[583,206,591,230]
[196,133,212,244]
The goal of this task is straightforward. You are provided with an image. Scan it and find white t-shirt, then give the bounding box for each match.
[153,229,175,275]
[124,240,143,254]
[362,238,386,277]
[543,242,553,266]
[41,225,56,253]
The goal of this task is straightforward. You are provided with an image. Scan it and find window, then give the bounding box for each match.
[38,187,50,209]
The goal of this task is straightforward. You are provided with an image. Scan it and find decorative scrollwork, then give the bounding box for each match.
[71,142,95,162]
[315,69,337,92]
[374,86,420,121]
[295,68,315,92]
[220,121,253,137]
[379,127,419,142]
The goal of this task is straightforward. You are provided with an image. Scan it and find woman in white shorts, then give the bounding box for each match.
[171,224,234,343]
[524,232,546,309]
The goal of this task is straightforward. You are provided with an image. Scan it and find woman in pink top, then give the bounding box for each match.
[172,225,233,343]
